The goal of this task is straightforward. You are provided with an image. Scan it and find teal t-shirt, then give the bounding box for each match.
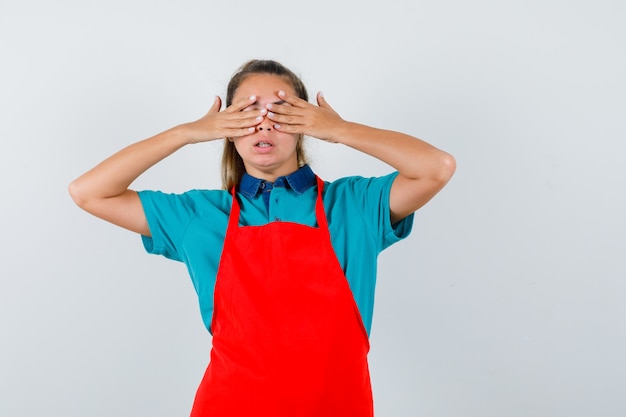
[138,168,413,336]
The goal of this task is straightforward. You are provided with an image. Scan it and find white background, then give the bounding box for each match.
[1,0,625,416]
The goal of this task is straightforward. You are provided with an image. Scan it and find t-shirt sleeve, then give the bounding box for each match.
[137,190,198,262]
[340,172,414,251]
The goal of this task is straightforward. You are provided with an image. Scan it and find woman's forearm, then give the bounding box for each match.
[68,125,188,207]
[333,121,456,182]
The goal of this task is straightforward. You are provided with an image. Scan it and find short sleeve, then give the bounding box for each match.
[333,172,414,251]
[137,190,198,262]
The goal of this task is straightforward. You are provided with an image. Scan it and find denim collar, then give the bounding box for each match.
[239,164,316,198]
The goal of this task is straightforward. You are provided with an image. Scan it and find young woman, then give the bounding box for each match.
[69,59,456,416]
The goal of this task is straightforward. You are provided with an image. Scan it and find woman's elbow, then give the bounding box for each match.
[68,178,90,209]
[435,152,456,185]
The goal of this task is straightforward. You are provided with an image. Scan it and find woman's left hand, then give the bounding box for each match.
[265,91,346,143]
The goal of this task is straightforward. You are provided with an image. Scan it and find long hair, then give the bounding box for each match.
[221,60,309,190]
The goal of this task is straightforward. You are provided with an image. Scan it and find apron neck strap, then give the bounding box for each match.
[314,176,329,230]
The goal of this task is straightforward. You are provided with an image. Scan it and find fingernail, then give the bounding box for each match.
[319,91,324,98]
[248,127,255,132]
[249,95,256,101]
[266,103,273,109]
[278,91,285,97]
[274,124,281,129]
[260,109,267,115]
[268,112,275,118]
[256,116,263,121]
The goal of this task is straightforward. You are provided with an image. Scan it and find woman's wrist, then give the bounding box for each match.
[329,121,372,146]
[170,123,200,145]
[319,120,353,144]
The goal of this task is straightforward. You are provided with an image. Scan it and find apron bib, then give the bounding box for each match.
[190,177,373,417]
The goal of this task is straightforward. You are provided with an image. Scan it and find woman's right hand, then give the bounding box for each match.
[182,95,267,144]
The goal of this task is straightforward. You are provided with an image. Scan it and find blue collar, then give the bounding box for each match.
[239,164,316,198]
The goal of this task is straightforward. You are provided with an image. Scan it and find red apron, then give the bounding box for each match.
[190,177,373,417]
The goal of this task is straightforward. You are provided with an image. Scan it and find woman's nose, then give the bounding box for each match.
[257,116,272,131]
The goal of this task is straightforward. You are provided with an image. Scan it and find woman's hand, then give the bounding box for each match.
[265,91,347,143]
[183,95,267,144]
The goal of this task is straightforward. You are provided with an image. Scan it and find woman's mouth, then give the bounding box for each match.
[255,141,272,148]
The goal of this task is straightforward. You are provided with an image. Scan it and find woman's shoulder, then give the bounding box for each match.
[179,188,233,214]
[185,188,231,201]
[139,188,232,215]
[323,171,399,195]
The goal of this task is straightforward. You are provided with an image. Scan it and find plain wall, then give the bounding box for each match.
[1,0,625,416]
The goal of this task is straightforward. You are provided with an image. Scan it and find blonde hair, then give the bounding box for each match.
[221,60,309,190]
